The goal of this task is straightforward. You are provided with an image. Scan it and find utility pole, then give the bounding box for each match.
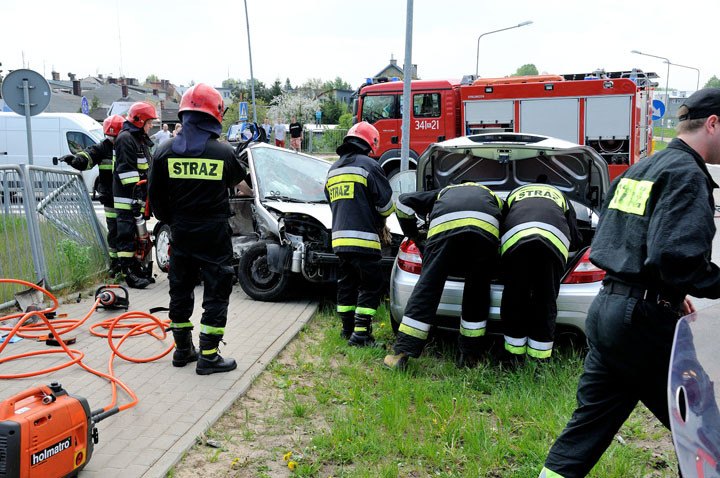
[244,0,257,123]
[400,0,413,172]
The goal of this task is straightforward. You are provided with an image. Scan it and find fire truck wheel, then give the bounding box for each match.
[237,241,290,301]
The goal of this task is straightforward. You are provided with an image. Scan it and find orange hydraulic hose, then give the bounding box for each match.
[0,278,174,414]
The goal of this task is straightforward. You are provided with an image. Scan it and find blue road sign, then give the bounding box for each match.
[238,102,248,121]
[81,96,89,115]
[652,99,666,121]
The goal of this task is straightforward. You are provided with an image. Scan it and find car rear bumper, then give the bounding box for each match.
[389,261,601,335]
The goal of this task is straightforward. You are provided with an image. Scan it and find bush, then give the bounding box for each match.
[57,239,92,290]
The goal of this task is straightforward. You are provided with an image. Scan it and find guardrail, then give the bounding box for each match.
[0,165,109,307]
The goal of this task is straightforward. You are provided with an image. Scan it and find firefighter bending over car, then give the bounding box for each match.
[113,102,157,289]
[61,114,125,278]
[500,179,581,363]
[384,182,502,370]
[324,122,394,347]
[539,88,720,478]
[148,83,246,375]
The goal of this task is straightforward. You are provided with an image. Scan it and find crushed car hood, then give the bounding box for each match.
[264,200,401,233]
[417,133,610,211]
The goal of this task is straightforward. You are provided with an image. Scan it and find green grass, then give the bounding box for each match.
[0,214,107,303]
[653,141,669,152]
[186,302,676,477]
[653,126,677,139]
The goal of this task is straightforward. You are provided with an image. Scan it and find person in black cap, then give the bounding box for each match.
[539,89,720,477]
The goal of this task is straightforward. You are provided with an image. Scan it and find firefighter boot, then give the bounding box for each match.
[339,312,355,339]
[171,329,198,367]
[122,260,150,289]
[348,315,384,348]
[108,258,121,278]
[196,335,237,375]
[383,353,409,371]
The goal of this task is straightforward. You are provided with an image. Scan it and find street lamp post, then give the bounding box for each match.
[476,21,533,77]
[631,50,670,144]
[669,62,700,92]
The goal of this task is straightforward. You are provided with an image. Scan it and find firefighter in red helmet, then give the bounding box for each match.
[324,121,394,346]
[113,102,157,288]
[148,83,246,375]
[61,114,125,276]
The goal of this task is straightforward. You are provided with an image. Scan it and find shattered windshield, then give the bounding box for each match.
[251,147,330,203]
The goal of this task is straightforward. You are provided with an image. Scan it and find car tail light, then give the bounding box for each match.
[563,248,606,284]
[397,238,422,275]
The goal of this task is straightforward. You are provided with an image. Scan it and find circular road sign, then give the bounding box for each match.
[1,69,51,116]
[81,96,89,115]
[652,99,666,121]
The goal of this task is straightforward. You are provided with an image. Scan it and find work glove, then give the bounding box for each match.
[379,225,392,245]
[59,154,75,164]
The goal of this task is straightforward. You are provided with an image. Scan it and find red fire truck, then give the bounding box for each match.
[353,70,658,180]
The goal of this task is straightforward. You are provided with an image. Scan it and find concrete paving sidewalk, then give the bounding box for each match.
[0,275,316,477]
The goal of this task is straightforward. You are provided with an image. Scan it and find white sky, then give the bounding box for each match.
[2,0,719,91]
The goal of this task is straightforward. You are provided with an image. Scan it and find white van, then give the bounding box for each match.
[0,112,104,195]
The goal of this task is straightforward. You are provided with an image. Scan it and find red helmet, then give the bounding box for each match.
[345,121,380,155]
[179,83,224,124]
[127,102,158,128]
[103,114,125,137]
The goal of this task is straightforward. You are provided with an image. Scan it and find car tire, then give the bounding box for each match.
[154,223,172,273]
[237,241,290,301]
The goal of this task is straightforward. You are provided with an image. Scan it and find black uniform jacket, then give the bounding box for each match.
[590,138,720,299]
[500,183,582,265]
[148,137,246,224]
[324,151,394,256]
[395,183,502,247]
[113,123,153,213]
[68,139,114,204]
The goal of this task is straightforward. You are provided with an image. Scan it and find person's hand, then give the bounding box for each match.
[60,154,75,164]
[682,296,696,316]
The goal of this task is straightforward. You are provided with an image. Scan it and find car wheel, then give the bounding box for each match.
[237,241,290,301]
[154,223,172,273]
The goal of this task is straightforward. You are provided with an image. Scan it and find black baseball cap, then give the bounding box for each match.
[678,88,720,121]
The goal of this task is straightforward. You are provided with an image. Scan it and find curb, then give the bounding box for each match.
[142,301,318,478]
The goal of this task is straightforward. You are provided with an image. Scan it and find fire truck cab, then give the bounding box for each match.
[354,70,657,180]
[354,79,462,177]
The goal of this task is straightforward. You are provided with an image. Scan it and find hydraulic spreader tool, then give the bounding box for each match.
[0,279,174,477]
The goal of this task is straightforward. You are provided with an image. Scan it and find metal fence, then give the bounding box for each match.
[302,128,349,155]
[0,165,108,307]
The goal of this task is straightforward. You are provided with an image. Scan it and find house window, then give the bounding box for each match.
[413,93,441,118]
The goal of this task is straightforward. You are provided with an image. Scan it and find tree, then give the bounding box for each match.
[704,75,720,89]
[267,92,318,123]
[320,99,350,124]
[284,78,293,92]
[145,74,159,84]
[269,79,283,100]
[91,95,101,109]
[322,76,352,91]
[511,64,539,77]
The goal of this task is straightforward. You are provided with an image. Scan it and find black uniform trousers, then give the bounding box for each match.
[543,287,682,478]
[99,195,118,259]
[168,220,235,352]
[394,233,495,358]
[336,253,384,319]
[501,242,564,358]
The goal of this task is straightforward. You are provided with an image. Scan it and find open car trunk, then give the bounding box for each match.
[416,133,611,280]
